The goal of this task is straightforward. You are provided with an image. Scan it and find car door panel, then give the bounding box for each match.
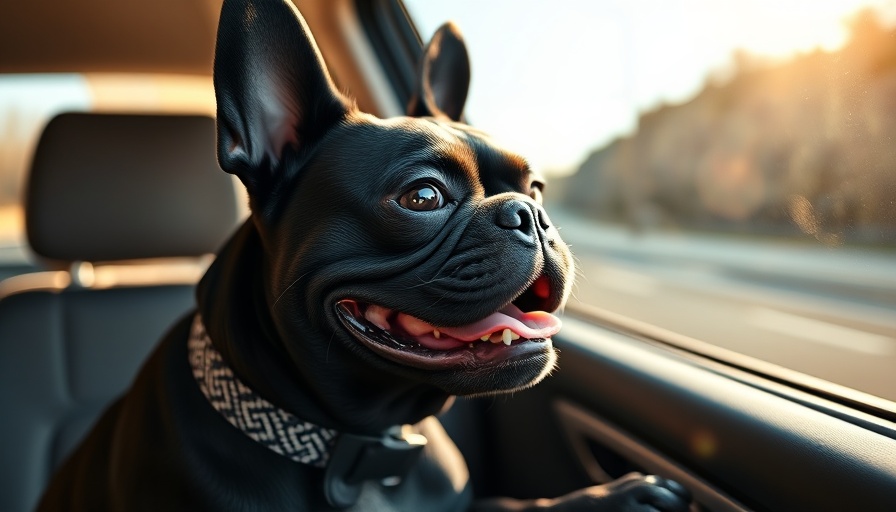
[554,399,748,512]
[475,315,896,512]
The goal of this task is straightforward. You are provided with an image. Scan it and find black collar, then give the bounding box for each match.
[188,314,338,466]
[188,314,427,507]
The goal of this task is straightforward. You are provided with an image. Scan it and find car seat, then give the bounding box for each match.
[0,112,240,512]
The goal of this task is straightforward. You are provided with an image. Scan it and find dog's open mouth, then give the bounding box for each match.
[335,275,561,369]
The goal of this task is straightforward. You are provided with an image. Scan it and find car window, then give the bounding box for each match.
[404,1,896,405]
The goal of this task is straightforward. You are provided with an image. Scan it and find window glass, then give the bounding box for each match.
[405,0,896,403]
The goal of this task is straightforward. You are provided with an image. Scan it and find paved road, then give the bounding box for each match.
[552,210,896,403]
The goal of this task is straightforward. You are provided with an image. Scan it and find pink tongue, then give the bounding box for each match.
[396,303,562,343]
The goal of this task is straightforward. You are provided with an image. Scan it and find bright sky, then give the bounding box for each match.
[404,0,896,176]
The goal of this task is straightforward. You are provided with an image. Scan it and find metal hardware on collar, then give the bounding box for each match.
[323,424,428,508]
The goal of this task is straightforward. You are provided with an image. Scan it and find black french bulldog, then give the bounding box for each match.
[38,0,691,510]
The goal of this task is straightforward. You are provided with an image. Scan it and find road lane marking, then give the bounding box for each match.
[594,266,659,297]
[748,307,895,356]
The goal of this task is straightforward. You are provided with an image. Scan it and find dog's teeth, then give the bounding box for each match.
[433,329,440,339]
[364,305,391,330]
[502,329,512,346]
[480,335,490,342]
[398,313,433,336]
[510,332,521,341]
[469,343,474,348]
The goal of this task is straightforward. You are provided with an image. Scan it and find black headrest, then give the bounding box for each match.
[26,113,240,262]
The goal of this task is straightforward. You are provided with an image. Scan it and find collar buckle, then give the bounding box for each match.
[323,424,428,508]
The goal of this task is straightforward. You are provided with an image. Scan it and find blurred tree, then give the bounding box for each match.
[563,8,896,245]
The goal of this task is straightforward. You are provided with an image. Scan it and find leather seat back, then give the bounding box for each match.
[0,112,240,512]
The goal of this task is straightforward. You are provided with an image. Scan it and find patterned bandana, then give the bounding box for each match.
[187,315,337,467]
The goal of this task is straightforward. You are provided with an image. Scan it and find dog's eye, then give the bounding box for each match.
[529,183,544,204]
[399,184,445,211]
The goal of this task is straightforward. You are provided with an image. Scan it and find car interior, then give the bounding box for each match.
[1,1,895,511]
[0,112,239,511]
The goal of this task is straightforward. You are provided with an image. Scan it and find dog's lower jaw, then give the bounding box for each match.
[459,350,558,398]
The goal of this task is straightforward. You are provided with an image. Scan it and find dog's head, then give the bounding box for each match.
[213,0,574,399]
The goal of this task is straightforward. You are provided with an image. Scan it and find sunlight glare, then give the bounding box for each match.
[730,0,880,59]
[405,0,896,174]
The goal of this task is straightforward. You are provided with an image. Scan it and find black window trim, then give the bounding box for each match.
[354,0,422,114]
[567,301,896,429]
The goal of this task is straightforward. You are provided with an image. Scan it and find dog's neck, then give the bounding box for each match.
[196,220,452,434]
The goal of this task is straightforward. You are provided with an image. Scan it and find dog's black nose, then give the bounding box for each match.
[496,199,551,242]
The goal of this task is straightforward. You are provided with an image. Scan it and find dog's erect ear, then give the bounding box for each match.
[406,22,470,122]
[213,0,350,193]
